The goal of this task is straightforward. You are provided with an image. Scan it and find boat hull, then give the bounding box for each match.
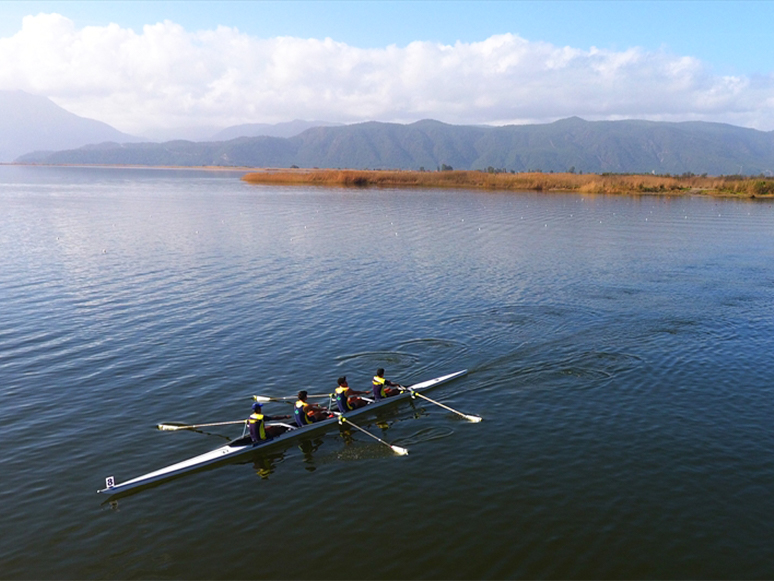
[97,369,467,496]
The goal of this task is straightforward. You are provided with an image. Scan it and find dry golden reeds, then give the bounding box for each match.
[241,169,774,198]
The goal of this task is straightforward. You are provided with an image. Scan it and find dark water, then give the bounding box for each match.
[1,165,773,579]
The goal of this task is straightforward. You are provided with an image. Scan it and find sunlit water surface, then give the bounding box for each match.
[1,166,773,579]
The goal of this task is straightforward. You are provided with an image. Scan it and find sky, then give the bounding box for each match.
[1,1,773,137]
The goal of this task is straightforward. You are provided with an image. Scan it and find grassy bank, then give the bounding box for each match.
[242,169,774,198]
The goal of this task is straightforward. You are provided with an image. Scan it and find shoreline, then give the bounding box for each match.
[2,162,262,172]
[5,163,773,198]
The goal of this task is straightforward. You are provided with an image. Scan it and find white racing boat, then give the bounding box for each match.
[97,369,467,496]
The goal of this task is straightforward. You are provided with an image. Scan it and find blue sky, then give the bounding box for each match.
[2,1,773,136]
[3,0,771,74]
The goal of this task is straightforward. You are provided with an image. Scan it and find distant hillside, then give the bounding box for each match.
[0,90,140,162]
[210,119,342,141]
[17,117,774,176]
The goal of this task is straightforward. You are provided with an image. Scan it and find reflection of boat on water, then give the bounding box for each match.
[299,437,325,472]
[97,369,467,497]
[252,450,287,479]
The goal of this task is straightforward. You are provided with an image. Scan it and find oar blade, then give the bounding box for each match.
[391,445,409,456]
[157,423,187,431]
[465,415,483,423]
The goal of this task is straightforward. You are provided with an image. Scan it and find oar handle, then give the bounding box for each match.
[157,419,247,431]
[253,393,332,402]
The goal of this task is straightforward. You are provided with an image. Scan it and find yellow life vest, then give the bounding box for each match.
[295,400,312,425]
[373,375,387,397]
[248,412,266,440]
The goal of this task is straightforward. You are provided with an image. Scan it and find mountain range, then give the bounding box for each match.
[0,90,335,161]
[0,90,142,162]
[210,119,342,141]
[6,90,774,175]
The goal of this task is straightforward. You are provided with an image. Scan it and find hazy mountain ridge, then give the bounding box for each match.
[0,90,143,162]
[210,119,342,141]
[7,88,774,175]
[19,117,774,175]
[0,90,346,160]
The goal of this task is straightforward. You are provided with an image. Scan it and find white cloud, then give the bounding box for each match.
[2,13,773,134]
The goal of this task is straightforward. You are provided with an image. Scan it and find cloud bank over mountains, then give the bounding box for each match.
[2,13,773,135]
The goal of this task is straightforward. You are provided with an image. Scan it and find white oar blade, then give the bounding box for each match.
[253,395,274,402]
[157,424,185,431]
[465,415,483,423]
[391,445,409,456]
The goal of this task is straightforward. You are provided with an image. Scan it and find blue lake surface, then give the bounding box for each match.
[1,165,773,579]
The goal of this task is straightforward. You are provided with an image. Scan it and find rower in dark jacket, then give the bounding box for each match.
[248,402,292,444]
[334,376,369,412]
[294,390,332,427]
[372,368,401,400]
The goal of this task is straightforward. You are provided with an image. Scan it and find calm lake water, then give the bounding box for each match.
[1,165,773,579]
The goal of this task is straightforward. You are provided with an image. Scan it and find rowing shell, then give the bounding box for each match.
[97,369,467,496]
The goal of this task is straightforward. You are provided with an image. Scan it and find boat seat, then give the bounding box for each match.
[228,435,253,447]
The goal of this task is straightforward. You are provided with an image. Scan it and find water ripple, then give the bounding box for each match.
[2,170,774,579]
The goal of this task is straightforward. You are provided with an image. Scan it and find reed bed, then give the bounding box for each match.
[242,169,774,198]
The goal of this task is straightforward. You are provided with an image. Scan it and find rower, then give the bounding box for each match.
[248,402,292,444]
[294,390,332,427]
[334,376,369,413]
[372,368,401,401]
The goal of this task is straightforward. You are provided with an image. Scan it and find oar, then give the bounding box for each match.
[402,388,482,423]
[253,393,331,403]
[157,420,247,431]
[337,415,409,456]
